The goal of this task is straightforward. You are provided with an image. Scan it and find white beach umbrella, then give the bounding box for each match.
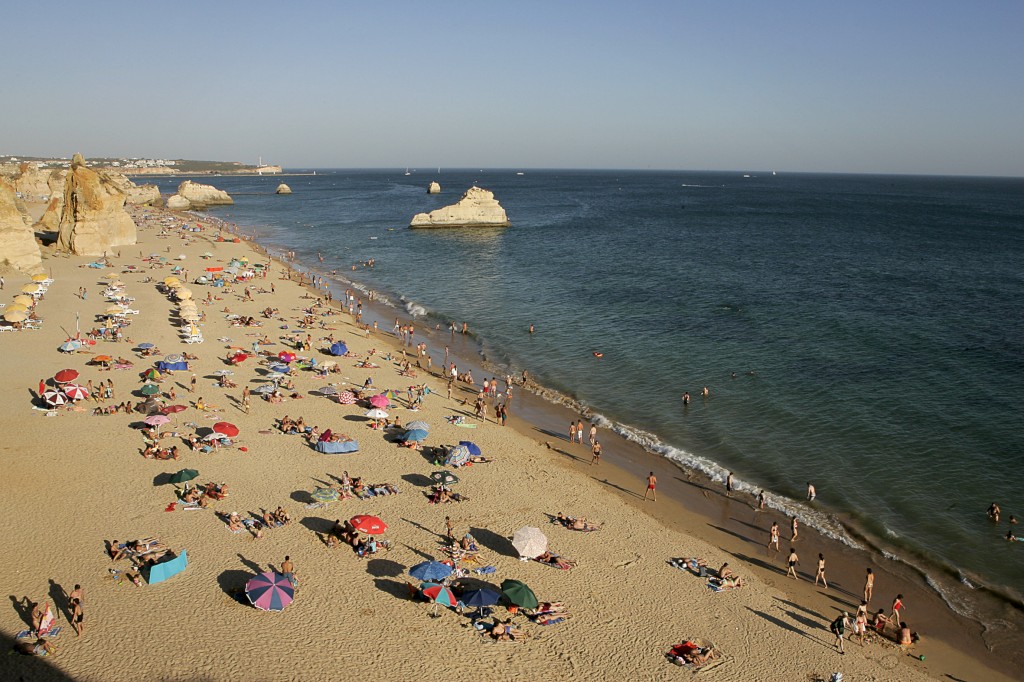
[512,526,548,559]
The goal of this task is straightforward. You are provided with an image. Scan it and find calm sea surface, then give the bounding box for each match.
[151,170,1024,600]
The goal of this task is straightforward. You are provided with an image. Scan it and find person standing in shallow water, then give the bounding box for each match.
[864,568,874,603]
[807,482,816,501]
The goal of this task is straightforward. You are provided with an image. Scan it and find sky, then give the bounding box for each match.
[4,0,1023,176]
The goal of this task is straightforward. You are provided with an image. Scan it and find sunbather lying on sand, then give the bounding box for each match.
[490,618,529,642]
[536,551,576,569]
[667,640,718,666]
[708,575,745,589]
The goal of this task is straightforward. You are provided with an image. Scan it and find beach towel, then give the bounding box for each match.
[16,626,61,640]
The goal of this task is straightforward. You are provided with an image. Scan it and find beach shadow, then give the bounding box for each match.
[8,595,35,628]
[400,543,436,562]
[0,629,77,679]
[821,591,859,609]
[46,580,69,624]
[373,578,413,601]
[400,517,445,540]
[469,526,517,557]
[782,608,824,631]
[673,475,718,496]
[745,607,827,647]
[299,516,335,534]
[366,558,405,578]
[289,489,314,504]
[216,569,252,605]
[533,427,570,442]
[236,554,263,575]
[401,473,433,488]
[152,473,173,487]
[709,524,760,546]
[593,477,644,499]
[774,596,827,621]
[728,516,766,533]
[730,551,782,574]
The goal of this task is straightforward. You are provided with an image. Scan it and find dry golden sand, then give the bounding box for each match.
[0,211,991,682]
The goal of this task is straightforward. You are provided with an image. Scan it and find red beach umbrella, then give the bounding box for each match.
[205,266,223,272]
[42,389,67,406]
[335,391,356,405]
[53,369,79,384]
[277,351,296,363]
[63,384,89,401]
[229,353,248,365]
[161,404,188,415]
[213,422,240,438]
[349,515,387,535]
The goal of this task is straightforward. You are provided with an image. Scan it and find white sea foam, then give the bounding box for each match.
[403,299,427,318]
[926,574,974,618]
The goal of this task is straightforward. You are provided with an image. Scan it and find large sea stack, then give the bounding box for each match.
[166,180,234,210]
[0,179,43,272]
[409,186,509,228]
[55,153,137,256]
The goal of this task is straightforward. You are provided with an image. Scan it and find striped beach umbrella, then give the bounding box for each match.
[63,384,90,401]
[311,487,339,503]
[245,572,294,612]
[335,391,356,405]
[419,583,458,608]
[444,444,471,468]
[406,420,430,432]
[42,389,67,406]
[59,340,82,353]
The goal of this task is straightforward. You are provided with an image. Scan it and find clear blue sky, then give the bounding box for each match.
[5,0,1023,176]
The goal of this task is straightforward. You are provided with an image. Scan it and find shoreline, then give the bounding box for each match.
[0,204,1013,681]
[241,219,1024,680]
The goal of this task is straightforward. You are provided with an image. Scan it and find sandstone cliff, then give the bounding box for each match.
[106,172,162,205]
[410,186,509,228]
[166,180,234,210]
[0,180,43,272]
[54,154,138,256]
[275,183,292,195]
[427,182,441,194]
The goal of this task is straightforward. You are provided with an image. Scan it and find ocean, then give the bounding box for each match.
[148,169,1024,606]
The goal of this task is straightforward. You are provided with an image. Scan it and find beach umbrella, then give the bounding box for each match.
[459,441,482,457]
[42,388,67,406]
[512,527,548,559]
[205,266,223,273]
[202,251,213,258]
[5,303,29,315]
[140,383,161,396]
[224,266,239,275]
[213,422,240,438]
[269,363,290,373]
[161,404,188,415]
[277,351,296,363]
[409,561,454,583]
[349,515,387,535]
[228,353,248,364]
[500,579,539,609]
[461,588,502,608]
[53,368,79,384]
[335,391,356,405]
[145,414,171,426]
[310,487,339,503]
[444,444,471,468]
[245,571,294,612]
[214,370,234,376]
[168,468,199,485]
[59,340,82,353]
[63,384,89,401]
[164,354,185,364]
[203,432,230,441]
[365,408,389,420]
[254,384,277,394]
[106,305,127,314]
[406,420,430,432]
[369,394,389,409]
[31,273,49,282]
[21,284,42,294]
[329,341,348,356]
[93,355,113,364]
[163,276,180,286]
[142,368,161,380]
[318,386,338,396]
[3,310,28,323]
[383,389,401,400]
[430,470,459,486]
[177,289,193,300]
[403,428,429,443]
[181,313,200,322]
[13,294,34,306]
[138,342,155,350]
[419,583,458,608]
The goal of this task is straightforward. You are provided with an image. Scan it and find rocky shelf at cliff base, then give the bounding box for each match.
[409,185,509,228]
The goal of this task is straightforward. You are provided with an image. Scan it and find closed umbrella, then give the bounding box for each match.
[512,527,548,559]
[54,368,79,384]
[406,420,430,432]
[409,561,453,583]
[168,468,199,485]
[430,471,459,486]
[349,515,387,535]
[245,572,294,612]
[213,422,240,438]
[329,341,348,356]
[500,579,539,609]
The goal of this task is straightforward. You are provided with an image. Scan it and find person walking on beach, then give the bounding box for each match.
[790,515,799,542]
[890,594,906,628]
[444,516,454,542]
[576,420,584,444]
[757,490,766,509]
[588,424,597,446]
[807,482,816,501]
[590,440,602,465]
[864,568,874,603]
[569,421,576,444]
[69,586,84,636]
[767,522,780,554]
[830,612,850,654]
[190,374,197,393]
[644,472,657,501]
[726,471,734,493]
[814,553,828,588]
[786,548,800,578]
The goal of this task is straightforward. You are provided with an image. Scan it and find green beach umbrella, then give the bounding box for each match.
[168,469,199,485]
[141,383,161,396]
[500,579,539,609]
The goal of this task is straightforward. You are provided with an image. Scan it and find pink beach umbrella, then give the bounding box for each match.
[145,414,172,426]
[245,572,294,612]
[277,351,296,363]
[335,391,356,405]
[368,394,389,409]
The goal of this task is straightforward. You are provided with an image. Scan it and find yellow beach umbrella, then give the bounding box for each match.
[31,273,49,282]
[6,303,28,314]
[103,273,120,280]
[3,310,28,323]
[106,306,127,314]
[164,276,180,286]
[181,313,200,322]
[13,294,34,307]
[177,289,193,300]
[21,284,42,294]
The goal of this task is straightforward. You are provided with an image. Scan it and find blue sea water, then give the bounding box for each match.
[150,169,1024,600]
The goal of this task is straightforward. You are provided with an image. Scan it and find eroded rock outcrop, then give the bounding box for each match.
[55,153,137,256]
[275,183,292,195]
[0,180,43,272]
[166,180,233,210]
[427,181,441,194]
[106,172,162,206]
[166,194,190,210]
[410,186,509,228]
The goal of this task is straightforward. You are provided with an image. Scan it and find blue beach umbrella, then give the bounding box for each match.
[406,420,430,432]
[270,364,290,373]
[138,343,155,350]
[59,340,82,353]
[458,441,481,457]
[245,572,294,612]
[329,341,348,356]
[409,560,453,583]
[402,428,429,443]
[445,444,472,468]
[461,588,501,607]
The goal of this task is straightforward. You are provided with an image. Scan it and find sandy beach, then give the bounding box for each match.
[0,206,1016,682]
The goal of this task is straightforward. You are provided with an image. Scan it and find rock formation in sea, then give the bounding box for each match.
[106,172,162,206]
[166,180,234,210]
[0,179,43,272]
[427,181,441,194]
[409,186,509,228]
[54,153,138,256]
[275,183,292,195]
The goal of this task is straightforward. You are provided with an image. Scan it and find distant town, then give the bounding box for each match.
[0,155,282,175]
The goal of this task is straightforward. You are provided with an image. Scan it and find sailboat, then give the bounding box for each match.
[404,168,411,176]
